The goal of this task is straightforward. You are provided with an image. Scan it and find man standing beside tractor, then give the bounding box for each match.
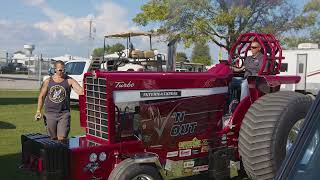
[34,60,84,140]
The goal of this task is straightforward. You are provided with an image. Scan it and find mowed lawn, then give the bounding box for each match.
[0,90,84,179]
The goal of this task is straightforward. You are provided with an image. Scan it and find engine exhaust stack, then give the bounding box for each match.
[166,39,178,72]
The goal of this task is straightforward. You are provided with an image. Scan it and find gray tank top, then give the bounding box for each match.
[44,76,71,113]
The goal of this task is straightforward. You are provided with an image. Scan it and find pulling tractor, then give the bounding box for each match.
[20,33,313,180]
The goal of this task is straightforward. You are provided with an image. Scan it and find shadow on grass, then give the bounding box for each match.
[0,97,37,105]
[0,121,16,129]
[0,152,39,180]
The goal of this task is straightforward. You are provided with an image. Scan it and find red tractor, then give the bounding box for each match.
[20,33,313,180]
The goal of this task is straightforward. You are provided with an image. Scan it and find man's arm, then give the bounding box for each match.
[37,79,49,112]
[69,78,84,95]
[35,78,49,120]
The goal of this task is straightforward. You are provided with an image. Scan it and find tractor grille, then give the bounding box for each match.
[85,76,109,140]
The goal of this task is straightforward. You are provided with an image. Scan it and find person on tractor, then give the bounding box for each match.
[232,41,264,77]
[231,41,264,100]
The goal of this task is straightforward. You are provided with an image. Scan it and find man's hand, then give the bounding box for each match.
[34,111,42,121]
[231,66,245,72]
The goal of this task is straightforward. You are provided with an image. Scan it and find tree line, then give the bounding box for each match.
[93,0,319,65]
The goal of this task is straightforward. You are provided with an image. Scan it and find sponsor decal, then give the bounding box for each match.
[230,161,240,178]
[165,159,173,171]
[192,149,200,155]
[166,151,179,158]
[140,90,181,98]
[178,137,202,149]
[202,139,209,146]
[201,145,209,153]
[184,168,193,173]
[179,149,192,157]
[183,161,195,168]
[193,165,209,172]
[115,81,134,88]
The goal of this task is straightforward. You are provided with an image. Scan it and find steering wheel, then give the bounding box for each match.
[231,54,244,69]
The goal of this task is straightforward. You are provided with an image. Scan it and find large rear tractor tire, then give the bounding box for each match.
[108,158,162,180]
[239,91,313,180]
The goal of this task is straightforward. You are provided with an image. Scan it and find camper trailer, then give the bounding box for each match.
[280,43,320,96]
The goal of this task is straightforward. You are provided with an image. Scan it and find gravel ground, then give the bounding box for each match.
[0,74,42,90]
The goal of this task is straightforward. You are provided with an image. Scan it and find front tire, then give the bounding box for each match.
[238,91,313,180]
[108,158,162,180]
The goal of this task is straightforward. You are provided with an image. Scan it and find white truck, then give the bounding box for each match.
[280,43,320,96]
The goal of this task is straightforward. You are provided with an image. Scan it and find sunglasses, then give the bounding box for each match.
[251,46,259,49]
[56,69,64,72]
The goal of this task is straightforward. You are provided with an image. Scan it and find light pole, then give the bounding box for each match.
[38,54,42,88]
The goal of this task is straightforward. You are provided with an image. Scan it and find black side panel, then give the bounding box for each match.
[21,133,70,180]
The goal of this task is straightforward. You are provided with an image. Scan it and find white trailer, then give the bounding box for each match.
[280,43,320,96]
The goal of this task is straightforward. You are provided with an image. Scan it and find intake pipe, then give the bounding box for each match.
[166,39,178,72]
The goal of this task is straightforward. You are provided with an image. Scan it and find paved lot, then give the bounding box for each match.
[0,74,42,90]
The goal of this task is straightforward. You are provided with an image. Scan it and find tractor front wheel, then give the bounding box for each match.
[239,91,313,180]
[108,158,162,180]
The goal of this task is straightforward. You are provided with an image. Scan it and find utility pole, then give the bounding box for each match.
[88,18,93,58]
[38,54,42,88]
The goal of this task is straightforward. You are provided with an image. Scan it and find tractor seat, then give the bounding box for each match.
[144,50,155,59]
[131,50,144,59]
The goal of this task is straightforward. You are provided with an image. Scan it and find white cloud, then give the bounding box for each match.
[31,1,134,42]
[0,0,159,57]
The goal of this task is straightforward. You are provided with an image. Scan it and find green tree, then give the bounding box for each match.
[92,47,104,57]
[92,43,126,57]
[107,43,125,54]
[191,42,211,65]
[283,0,320,48]
[133,0,319,51]
[176,52,188,62]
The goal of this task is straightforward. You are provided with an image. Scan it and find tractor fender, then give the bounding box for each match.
[248,75,300,94]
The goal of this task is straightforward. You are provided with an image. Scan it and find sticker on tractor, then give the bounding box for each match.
[166,151,179,158]
[165,159,174,171]
[179,149,191,157]
[193,165,209,172]
[183,161,195,168]
[202,139,209,145]
[201,145,209,153]
[140,91,181,98]
[178,137,202,149]
[192,149,200,155]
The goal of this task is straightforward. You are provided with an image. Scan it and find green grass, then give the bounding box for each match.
[0,90,84,179]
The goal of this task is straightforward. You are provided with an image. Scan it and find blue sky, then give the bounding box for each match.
[0,0,310,60]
